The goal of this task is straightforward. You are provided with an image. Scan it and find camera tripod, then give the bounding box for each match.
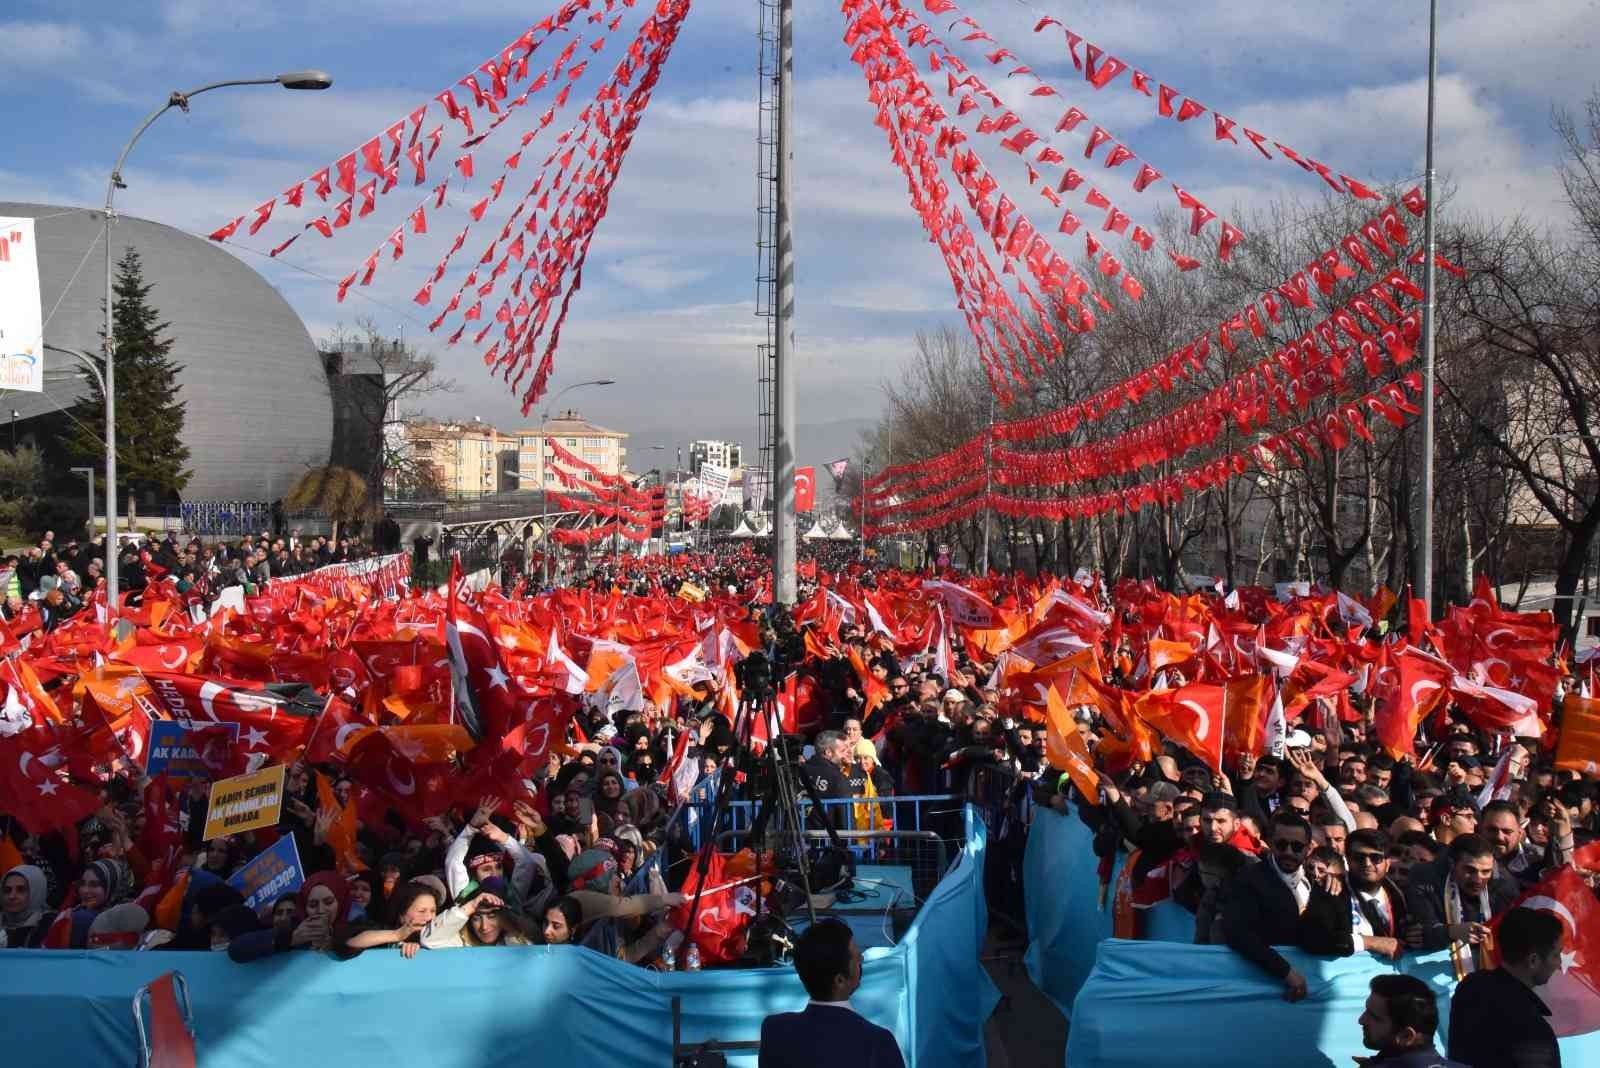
[676,688,854,960]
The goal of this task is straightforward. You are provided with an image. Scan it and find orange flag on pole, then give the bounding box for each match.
[1045,685,1100,804]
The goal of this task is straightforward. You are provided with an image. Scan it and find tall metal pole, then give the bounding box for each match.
[980,393,993,574]
[98,73,331,621]
[540,422,551,587]
[102,194,119,616]
[770,0,798,604]
[1415,0,1440,617]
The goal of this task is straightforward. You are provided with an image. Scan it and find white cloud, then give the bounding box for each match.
[0,20,87,63]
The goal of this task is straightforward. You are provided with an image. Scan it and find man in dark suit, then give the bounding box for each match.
[1447,906,1564,1067]
[759,918,905,1068]
[1300,828,1418,962]
[1404,833,1518,954]
[1222,811,1316,1001]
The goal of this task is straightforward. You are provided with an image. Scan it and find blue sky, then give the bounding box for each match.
[1,0,1592,454]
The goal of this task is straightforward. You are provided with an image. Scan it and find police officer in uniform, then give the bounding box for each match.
[803,730,855,829]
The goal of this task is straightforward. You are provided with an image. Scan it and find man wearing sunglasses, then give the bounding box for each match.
[1221,811,1319,1001]
[1300,828,1420,962]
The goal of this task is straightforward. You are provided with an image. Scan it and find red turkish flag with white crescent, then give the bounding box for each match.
[1488,864,1600,1037]
[795,466,816,512]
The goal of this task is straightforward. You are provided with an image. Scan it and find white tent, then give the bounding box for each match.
[728,517,757,539]
[801,520,829,540]
[828,523,855,541]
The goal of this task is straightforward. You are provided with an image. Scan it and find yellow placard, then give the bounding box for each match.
[202,764,287,841]
[677,581,707,603]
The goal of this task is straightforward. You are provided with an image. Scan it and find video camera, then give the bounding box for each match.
[734,650,776,701]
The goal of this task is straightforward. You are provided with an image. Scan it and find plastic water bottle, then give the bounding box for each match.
[661,943,676,971]
[686,943,701,971]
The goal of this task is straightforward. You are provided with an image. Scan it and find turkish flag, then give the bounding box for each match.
[304,694,372,765]
[1487,865,1600,1036]
[345,728,455,823]
[0,728,101,835]
[1138,681,1226,773]
[670,850,760,964]
[1375,647,1453,760]
[444,557,522,742]
[795,466,816,512]
[142,671,316,761]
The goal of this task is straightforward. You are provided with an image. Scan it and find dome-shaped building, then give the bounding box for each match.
[1,202,333,502]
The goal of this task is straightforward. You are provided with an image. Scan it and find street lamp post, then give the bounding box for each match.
[100,69,331,619]
[537,378,616,586]
[45,343,112,553]
[70,467,96,538]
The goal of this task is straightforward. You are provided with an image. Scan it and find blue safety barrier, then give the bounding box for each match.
[1024,805,1600,1067]
[683,789,964,852]
[0,806,996,1068]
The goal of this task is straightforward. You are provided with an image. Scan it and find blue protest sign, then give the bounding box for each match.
[226,835,305,912]
[145,720,240,780]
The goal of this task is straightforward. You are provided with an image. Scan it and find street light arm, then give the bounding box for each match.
[106,74,331,202]
[42,344,107,393]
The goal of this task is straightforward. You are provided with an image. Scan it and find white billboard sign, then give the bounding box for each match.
[0,218,43,393]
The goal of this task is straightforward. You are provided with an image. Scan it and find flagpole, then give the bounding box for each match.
[1414,0,1440,618]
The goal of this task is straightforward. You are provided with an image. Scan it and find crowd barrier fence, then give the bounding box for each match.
[1022,805,1600,1068]
[0,806,997,1068]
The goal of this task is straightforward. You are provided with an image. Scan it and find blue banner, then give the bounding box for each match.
[226,835,304,912]
[0,806,995,1068]
[145,720,239,780]
[1024,804,1600,1067]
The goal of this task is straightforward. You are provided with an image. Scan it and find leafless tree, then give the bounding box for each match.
[320,317,459,501]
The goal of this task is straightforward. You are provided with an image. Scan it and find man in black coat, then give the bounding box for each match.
[1447,906,1564,1068]
[1222,810,1317,1001]
[1300,827,1416,962]
[1358,974,1466,1067]
[1404,833,1519,954]
[759,918,904,1068]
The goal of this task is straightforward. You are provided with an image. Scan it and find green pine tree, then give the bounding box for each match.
[66,248,192,500]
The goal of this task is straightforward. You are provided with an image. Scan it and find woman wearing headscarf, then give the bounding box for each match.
[0,864,56,949]
[69,859,134,948]
[593,770,633,837]
[420,880,533,949]
[228,871,350,962]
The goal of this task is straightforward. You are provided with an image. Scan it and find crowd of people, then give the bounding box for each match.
[0,527,397,632]
[0,538,1595,1065]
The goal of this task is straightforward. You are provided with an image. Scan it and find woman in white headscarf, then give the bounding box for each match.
[0,864,56,949]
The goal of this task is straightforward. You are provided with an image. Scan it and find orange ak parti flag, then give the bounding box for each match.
[1556,693,1600,776]
[1044,685,1099,804]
